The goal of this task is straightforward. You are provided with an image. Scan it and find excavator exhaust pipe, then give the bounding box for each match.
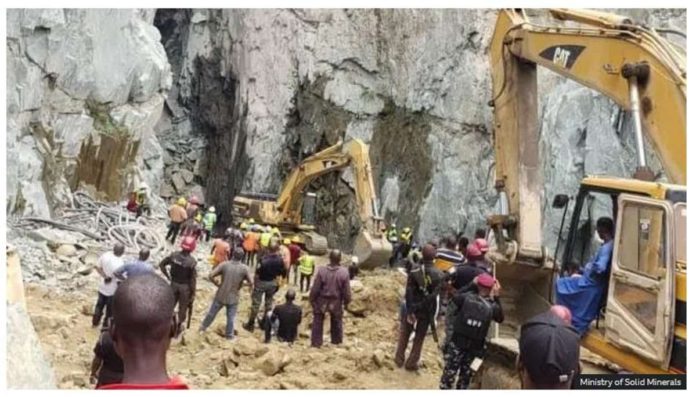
[353,229,393,270]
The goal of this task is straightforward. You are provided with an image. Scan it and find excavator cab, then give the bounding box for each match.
[301,192,318,226]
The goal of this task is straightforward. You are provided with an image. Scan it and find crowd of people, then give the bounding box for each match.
[86,199,587,390]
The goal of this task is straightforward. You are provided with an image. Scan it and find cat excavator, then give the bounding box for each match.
[485,8,686,375]
[232,138,392,269]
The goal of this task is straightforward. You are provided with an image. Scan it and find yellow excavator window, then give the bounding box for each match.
[674,203,686,264]
[614,202,667,334]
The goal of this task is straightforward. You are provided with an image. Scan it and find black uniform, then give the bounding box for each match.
[159,251,197,327]
[93,330,124,388]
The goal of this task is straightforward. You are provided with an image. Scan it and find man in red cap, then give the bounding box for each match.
[159,236,198,335]
[439,272,504,389]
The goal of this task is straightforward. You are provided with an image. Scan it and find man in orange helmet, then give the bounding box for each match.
[159,236,198,335]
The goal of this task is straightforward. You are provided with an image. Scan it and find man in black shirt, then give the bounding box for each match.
[395,244,444,371]
[159,236,198,334]
[244,240,286,332]
[264,289,303,344]
[90,318,124,388]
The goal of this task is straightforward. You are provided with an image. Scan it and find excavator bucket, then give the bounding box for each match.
[353,229,393,270]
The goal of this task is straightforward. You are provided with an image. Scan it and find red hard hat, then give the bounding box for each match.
[474,238,489,253]
[181,236,197,251]
[476,273,496,288]
[466,243,482,259]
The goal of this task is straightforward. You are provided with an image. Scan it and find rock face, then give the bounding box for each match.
[153,8,684,254]
[6,9,171,218]
[7,303,57,388]
[7,8,685,255]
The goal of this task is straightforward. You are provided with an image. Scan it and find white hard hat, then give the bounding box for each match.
[209,206,216,212]
[351,256,358,264]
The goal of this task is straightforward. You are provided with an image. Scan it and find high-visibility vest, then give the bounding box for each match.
[260,232,272,248]
[203,213,217,230]
[387,228,398,242]
[400,231,412,243]
[298,255,315,275]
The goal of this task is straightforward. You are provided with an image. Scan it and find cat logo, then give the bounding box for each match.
[553,47,572,69]
[539,45,586,70]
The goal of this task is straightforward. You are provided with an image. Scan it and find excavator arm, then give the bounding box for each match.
[488,8,686,261]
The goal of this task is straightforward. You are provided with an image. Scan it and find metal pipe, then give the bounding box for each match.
[628,76,647,167]
[498,191,510,215]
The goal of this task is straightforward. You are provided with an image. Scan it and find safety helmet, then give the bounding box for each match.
[181,236,197,251]
[240,222,248,230]
[466,243,482,259]
[403,227,411,233]
[177,197,187,206]
[283,238,291,245]
[189,195,200,205]
[271,227,280,235]
[208,206,215,212]
[391,223,396,228]
[474,238,489,253]
[224,227,234,237]
[265,226,272,232]
[291,236,301,243]
[248,218,255,224]
[351,256,359,264]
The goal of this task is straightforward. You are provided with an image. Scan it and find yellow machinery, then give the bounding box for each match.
[487,9,686,374]
[232,138,392,269]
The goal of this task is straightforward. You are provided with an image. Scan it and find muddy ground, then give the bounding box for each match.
[24,251,458,390]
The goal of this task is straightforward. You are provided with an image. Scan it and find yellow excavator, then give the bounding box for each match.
[486,9,685,375]
[232,138,392,269]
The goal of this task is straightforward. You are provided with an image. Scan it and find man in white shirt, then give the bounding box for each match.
[93,244,125,327]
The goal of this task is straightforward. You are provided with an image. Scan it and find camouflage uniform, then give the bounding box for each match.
[247,280,277,329]
[442,302,457,351]
[439,341,477,389]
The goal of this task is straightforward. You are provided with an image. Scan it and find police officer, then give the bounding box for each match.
[159,236,198,335]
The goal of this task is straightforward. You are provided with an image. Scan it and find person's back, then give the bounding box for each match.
[451,262,483,291]
[99,273,188,389]
[434,236,464,272]
[169,204,187,223]
[406,259,444,319]
[312,264,351,303]
[243,231,259,251]
[258,251,285,281]
[274,301,302,342]
[212,238,231,265]
[214,260,249,305]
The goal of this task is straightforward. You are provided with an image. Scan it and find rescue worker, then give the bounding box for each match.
[243,241,285,332]
[202,207,217,242]
[258,226,273,258]
[518,311,581,389]
[395,227,414,263]
[135,183,151,217]
[348,256,359,280]
[298,250,315,293]
[182,195,201,237]
[210,230,232,267]
[387,223,399,266]
[309,249,352,348]
[395,244,443,371]
[555,217,614,334]
[93,244,125,328]
[159,236,198,335]
[90,318,123,388]
[439,273,503,389]
[287,236,302,286]
[466,242,490,273]
[279,238,292,284]
[435,235,464,272]
[263,289,303,344]
[99,274,189,389]
[200,248,252,340]
[165,198,188,245]
[242,224,260,269]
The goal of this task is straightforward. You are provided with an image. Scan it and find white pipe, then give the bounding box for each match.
[628,77,647,167]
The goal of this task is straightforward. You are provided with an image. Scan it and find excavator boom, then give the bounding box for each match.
[233,139,392,269]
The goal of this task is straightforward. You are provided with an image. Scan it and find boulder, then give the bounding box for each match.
[55,244,77,257]
[254,350,292,376]
[346,299,368,317]
[7,303,56,388]
[171,172,187,193]
[233,338,261,356]
[180,169,194,183]
[80,304,94,317]
[77,265,93,276]
[331,369,348,382]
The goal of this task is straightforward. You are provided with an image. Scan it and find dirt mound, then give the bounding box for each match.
[25,260,446,389]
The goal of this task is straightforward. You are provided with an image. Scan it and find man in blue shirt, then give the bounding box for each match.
[555,217,615,334]
[114,249,154,280]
